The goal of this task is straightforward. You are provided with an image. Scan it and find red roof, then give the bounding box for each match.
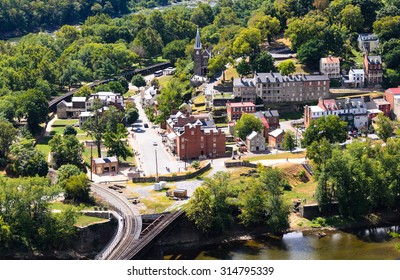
[260,116,269,128]
[227,102,255,107]
[387,88,400,94]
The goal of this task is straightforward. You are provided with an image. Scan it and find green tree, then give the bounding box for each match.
[63,125,77,136]
[19,90,48,133]
[340,4,364,32]
[57,164,82,188]
[251,51,277,73]
[49,134,84,169]
[0,120,18,158]
[232,28,262,58]
[207,55,228,78]
[375,113,393,142]
[282,130,296,152]
[133,27,164,58]
[162,39,188,64]
[303,115,347,146]
[64,173,91,203]
[125,107,139,124]
[0,177,78,254]
[235,114,263,140]
[247,13,280,43]
[239,167,290,233]
[82,101,106,158]
[155,78,185,124]
[236,60,252,76]
[186,172,233,234]
[131,74,147,88]
[103,131,133,161]
[306,137,333,167]
[278,60,296,75]
[297,39,326,68]
[373,16,400,42]
[74,85,93,99]
[190,4,214,27]
[7,139,48,177]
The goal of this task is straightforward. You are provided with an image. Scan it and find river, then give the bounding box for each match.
[164,225,400,260]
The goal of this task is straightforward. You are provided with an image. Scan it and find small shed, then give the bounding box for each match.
[92,156,119,175]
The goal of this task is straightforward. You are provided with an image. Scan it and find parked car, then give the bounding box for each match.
[144,123,149,128]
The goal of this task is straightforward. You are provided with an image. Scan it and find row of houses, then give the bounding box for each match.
[56,92,124,128]
[304,96,390,130]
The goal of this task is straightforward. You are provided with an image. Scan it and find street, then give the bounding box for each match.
[128,95,185,176]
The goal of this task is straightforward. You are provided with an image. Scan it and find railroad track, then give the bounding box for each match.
[90,183,142,260]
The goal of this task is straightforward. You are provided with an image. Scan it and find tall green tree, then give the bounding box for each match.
[282,130,296,152]
[375,113,393,142]
[49,134,84,169]
[0,120,18,158]
[278,60,296,75]
[236,60,252,76]
[186,172,233,234]
[235,114,263,140]
[64,173,91,203]
[251,51,277,73]
[303,115,347,146]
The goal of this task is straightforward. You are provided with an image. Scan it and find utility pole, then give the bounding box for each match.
[90,144,93,182]
[155,149,159,182]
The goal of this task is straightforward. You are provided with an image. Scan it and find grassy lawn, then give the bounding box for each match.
[351,48,364,67]
[279,111,303,121]
[224,66,239,81]
[36,136,53,159]
[51,119,79,134]
[139,195,175,214]
[294,63,313,74]
[157,75,172,88]
[76,134,92,141]
[75,215,109,227]
[193,95,205,104]
[283,180,317,204]
[244,151,306,162]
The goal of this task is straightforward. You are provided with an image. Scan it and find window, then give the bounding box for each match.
[213,137,216,142]
[201,136,204,142]
[200,143,204,148]
[181,144,185,149]
[191,131,194,135]
[213,143,216,148]
[213,149,216,153]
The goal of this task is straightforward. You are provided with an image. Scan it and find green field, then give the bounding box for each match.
[75,215,109,227]
[36,136,53,159]
[243,151,306,162]
[158,75,173,88]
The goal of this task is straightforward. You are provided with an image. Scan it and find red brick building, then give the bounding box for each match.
[253,110,280,139]
[370,98,390,117]
[384,87,400,115]
[268,129,285,149]
[363,55,383,86]
[166,111,226,160]
[226,101,256,121]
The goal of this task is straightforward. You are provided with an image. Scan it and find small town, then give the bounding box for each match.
[0,0,400,265]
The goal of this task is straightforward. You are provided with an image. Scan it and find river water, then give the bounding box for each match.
[164,225,400,260]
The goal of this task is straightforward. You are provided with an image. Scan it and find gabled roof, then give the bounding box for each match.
[269,129,284,138]
[247,131,259,140]
[93,156,118,164]
[367,56,382,64]
[227,102,255,107]
[321,56,340,64]
[387,87,400,94]
[358,33,378,41]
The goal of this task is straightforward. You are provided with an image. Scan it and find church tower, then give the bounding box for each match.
[194,28,203,76]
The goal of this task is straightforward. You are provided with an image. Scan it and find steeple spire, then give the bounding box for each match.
[194,27,202,50]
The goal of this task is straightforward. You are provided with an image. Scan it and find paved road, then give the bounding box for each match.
[128,96,185,176]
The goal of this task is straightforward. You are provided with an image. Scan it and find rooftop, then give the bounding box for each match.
[321,56,340,64]
[247,131,259,140]
[367,56,382,64]
[269,129,284,138]
[93,156,118,164]
[72,97,86,102]
[358,33,379,41]
[227,101,255,107]
[387,87,400,94]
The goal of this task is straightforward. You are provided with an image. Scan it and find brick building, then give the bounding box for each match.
[226,101,256,121]
[91,156,119,175]
[363,55,383,86]
[268,129,285,149]
[253,109,280,139]
[233,72,330,104]
[166,111,226,160]
[366,98,390,117]
[384,87,400,117]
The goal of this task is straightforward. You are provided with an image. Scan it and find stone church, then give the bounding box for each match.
[193,28,212,77]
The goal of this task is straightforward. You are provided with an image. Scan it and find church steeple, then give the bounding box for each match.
[194,27,202,50]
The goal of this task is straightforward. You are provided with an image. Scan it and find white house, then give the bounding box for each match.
[85,92,124,110]
[246,131,266,152]
[345,69,365,88]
